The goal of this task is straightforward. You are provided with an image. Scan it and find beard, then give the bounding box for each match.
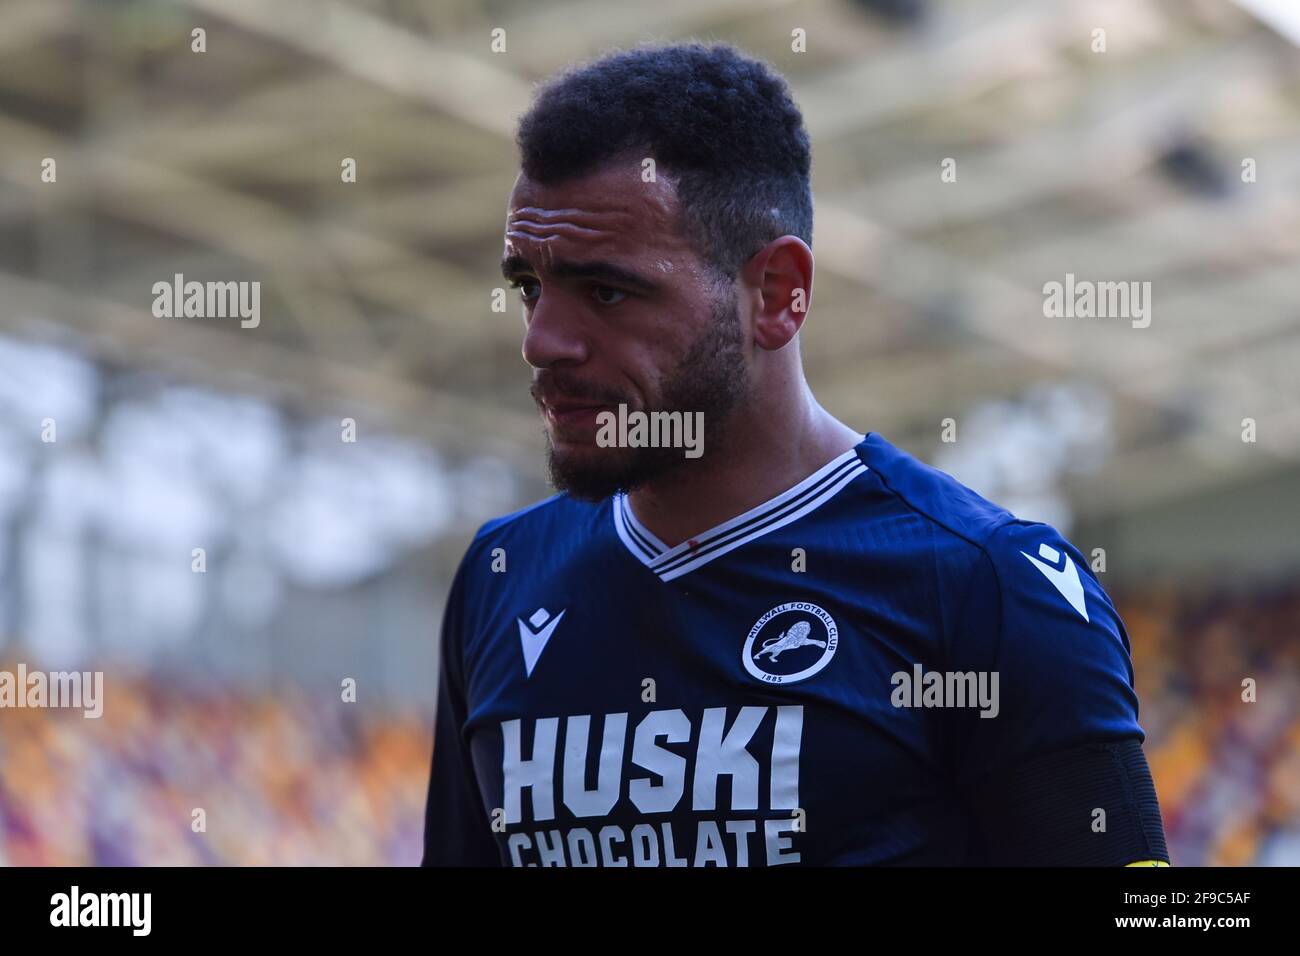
[532,292,750,502]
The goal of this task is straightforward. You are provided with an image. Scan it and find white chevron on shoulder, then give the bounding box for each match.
[1020,543,1089,622]
[517,607,566,677]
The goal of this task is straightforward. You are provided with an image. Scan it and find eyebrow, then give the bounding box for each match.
[501,255,659,295]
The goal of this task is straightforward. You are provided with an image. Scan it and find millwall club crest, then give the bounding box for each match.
[743,602,838,685]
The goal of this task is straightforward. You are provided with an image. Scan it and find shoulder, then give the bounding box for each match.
[456,491,607,579]
[473,492,570,540]
[854,437,1148,761]
[854,433,1112,626]
[854,432,1018,552]
[475,491,602,539]
[856,434,1092,568]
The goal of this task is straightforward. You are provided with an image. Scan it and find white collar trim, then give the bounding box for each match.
[612,443,868,581]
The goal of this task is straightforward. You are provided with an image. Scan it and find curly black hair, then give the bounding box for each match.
[516,42,813,280]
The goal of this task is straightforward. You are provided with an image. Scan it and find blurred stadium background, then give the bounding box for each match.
[0,0,1298,865]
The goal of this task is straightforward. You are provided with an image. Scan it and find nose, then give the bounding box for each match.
[521,292,589,370]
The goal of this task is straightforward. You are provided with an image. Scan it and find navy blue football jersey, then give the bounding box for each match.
[422,433,1144,866]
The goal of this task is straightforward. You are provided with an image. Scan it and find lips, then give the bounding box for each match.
[543,401,610,429]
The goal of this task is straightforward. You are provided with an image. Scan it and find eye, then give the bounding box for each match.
[510,278,540,304]
[592,285,628,306]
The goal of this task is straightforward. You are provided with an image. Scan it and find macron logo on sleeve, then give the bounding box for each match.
[518,607,565,677]
[1020,543,1089,622]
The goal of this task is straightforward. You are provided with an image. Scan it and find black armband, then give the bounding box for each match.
[971,738,1169,866]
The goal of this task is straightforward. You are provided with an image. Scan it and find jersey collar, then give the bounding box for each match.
[612,442,868,582]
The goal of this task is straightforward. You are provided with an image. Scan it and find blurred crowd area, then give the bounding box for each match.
[0,583,1296,866]
[1125,581,1300,866]
[0,675,431,866]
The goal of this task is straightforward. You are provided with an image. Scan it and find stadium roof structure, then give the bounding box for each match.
[2,0,1299,522]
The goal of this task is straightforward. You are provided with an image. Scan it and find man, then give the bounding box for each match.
[422,43,1168,866]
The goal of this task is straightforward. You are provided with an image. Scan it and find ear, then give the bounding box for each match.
[740,236,814,351]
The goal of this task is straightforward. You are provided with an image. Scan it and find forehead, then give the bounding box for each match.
[505,162,692,264]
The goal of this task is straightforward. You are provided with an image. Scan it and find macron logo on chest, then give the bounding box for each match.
[1020,543,1089,622]
[518,607,566,677]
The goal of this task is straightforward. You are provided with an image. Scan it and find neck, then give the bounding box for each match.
[626,383,861,548]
